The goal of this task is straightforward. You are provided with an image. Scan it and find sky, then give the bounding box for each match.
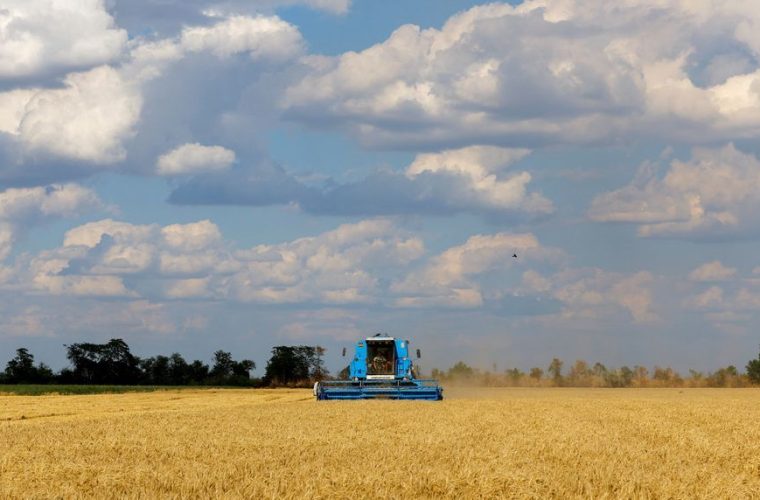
[2,0,760,375]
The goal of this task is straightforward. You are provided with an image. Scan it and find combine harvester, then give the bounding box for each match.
[314,334,443,401]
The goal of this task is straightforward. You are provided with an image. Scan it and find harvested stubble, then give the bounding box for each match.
[1,387,759,498]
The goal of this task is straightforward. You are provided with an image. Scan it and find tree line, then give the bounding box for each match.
[0,339,328,387]
[4,339,760,388]
[432,349,760,388]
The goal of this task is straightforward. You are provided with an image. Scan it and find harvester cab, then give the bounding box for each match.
[314,334,443,400]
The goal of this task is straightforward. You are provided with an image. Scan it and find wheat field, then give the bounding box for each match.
[1,388,759,498]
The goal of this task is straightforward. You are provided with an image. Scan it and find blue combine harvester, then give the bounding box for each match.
[314,334,443,401]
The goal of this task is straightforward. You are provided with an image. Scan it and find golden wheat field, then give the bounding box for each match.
[1,388,760,499]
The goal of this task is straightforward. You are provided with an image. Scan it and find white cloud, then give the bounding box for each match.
[406,146,553,214]
[161,220,222,251]
[0,0,126,79]
[0,216,668,327]
[0,13,302,168]
[5,218,423,304]
[64,218,155,248]
[243,0,351,15]
[283,1,760,148]
[0,223,13,261]
[0,306,50,337]
[180,15,303,60]
[1,66,141,163]
[165,278,210,299]
[549,269,657,323]
[0,184,103,261]
[33,274,135,297]
[231,219,423,304]
[685,286,725,310]
[156,143,236,176]
[392,232,547,308]
[278,309,364,342]
[689,261,737,282]
[589,144,760,238]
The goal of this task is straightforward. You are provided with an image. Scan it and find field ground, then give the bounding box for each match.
[1,388,759,498]
[0,384,202,396]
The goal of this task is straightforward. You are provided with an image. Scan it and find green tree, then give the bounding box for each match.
[310,346,328,381]
[210,350,255,385]
[529,367,543,380]
[3,348,54,383]
[548,358,563,386]
[210,351,234,379]
[448,361,474,379]
[747,346,760,384]
[188,360,210,383]
[65,339,140,384]
[592,362,607,377]
[263,346,313,386]
[505,368,523,384]
[168,353,190,385]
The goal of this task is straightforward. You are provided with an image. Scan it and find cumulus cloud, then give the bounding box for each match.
[171,146,552,219]
[0,298,181,337]
[0,223,13,261]
[391,232,549,308]
[180,15,303,60]
[0,184,103,260]
[2,66,141,163]
[689,261,737,282]
[230,219,423,304]
[681,262,760,333]
[404,146,552,214]
[0,13,302,170]
[283,1,760,149]
[110,0,350,37]
[589,144,760,238]
[527,269,658,324]
[0,0,127,79]
[2,218,424,303]
[0,214,669,337]
[156,143,236,176]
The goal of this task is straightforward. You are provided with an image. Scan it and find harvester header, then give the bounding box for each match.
[314,334,443,400]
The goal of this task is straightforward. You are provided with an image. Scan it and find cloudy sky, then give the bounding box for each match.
[2,0,760,374]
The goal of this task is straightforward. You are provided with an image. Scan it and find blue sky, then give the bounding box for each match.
[2,0,760,375]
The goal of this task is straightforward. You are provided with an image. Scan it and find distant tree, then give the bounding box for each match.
[65,339,141,384]
[447,361,474,379]
[548,358,563,386]
[4,348,35,382]
[263,346,313,386]
[210,351,235,379]
[4,348,53,384]
[168,353,190,385]
[310,346,328,381]
[633,365,649,386]
[188,360,210,384]
[592,362,607,377]
[569,360,590,385]
[689,369,704,381]
[619,366,634,387]
[653,366,673,383]
[708,365,740,387]
[747,346,760,384]
[209,350,255,385]
[505,368,523,384]
[140,355,170,385]
[230,359,255,384]
[529,367,543,380]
